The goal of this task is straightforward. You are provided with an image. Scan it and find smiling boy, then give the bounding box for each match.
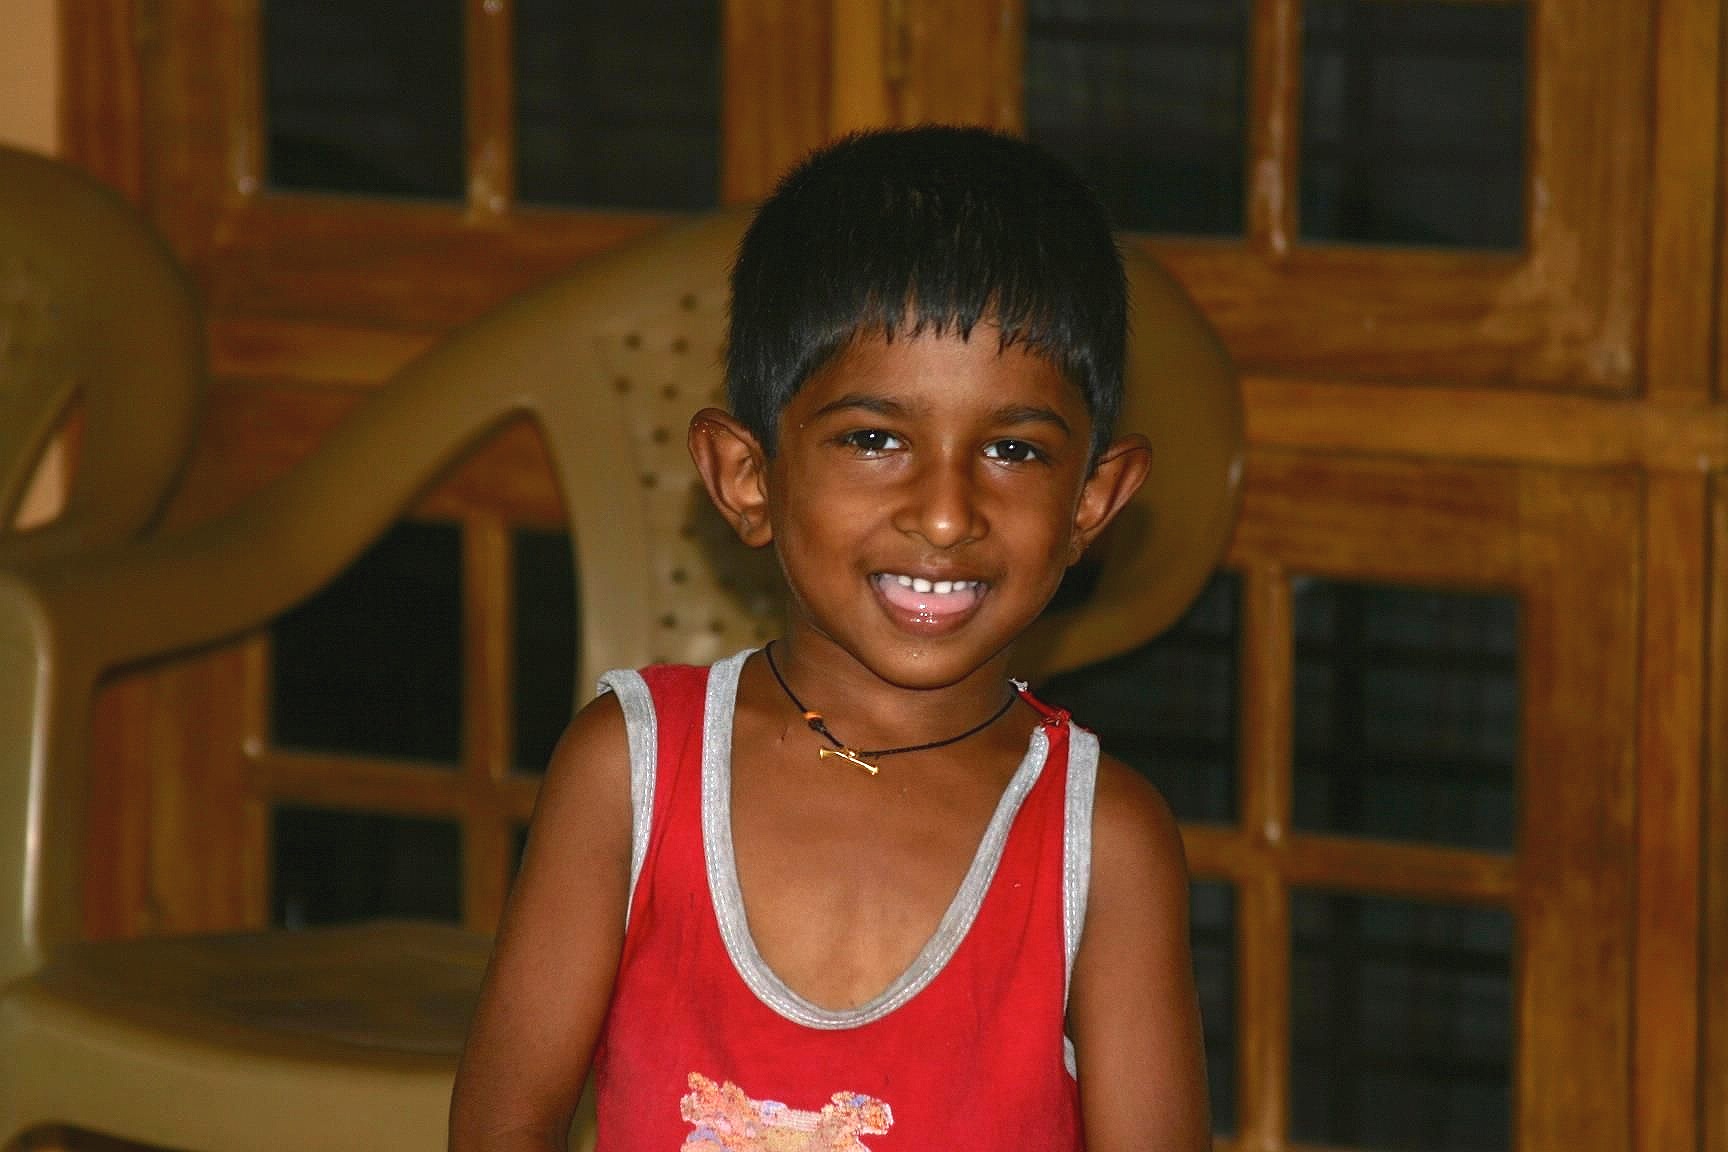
[451,126,1210,1152]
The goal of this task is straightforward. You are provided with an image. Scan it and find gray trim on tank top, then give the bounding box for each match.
[596,668,657,929]
[1060,725,1099,1078]
[701,648,1052,1030]
[1062,725,1099,1007]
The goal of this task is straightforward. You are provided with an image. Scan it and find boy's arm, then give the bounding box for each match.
[1069,754,1212,1152]
[448,692,634,1151]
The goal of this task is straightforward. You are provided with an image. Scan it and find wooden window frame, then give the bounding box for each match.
[1199,448,1640,1152]
[68,1,1656,394]
[55,4,1714,1150]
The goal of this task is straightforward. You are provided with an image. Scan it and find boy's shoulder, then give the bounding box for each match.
[1088,749,1187,891]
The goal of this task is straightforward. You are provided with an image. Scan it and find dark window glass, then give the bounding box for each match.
[263,1,464,200]
[272,521,464,764]
[1192,880,1237,1135]
[1291,891,1513,1151]
[1039,571,1239,823]
[1293,580,1518,851]
[514,0,721,210]
[271,806,462,927]
[1024,0,1250,235]
[513,528,579,774]
[1300,0,1528,248]
[513,824,531,878]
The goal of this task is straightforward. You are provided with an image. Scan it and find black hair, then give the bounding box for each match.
[726,125,1126,458]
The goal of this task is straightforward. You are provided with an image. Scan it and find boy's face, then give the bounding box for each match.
[694,328,1148,692]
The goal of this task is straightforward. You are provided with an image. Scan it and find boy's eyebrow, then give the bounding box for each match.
[991,404,1073,436]
[807,395,1073,436]
[807,393,910,421]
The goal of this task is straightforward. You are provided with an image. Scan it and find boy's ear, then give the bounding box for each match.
[688,407,775,548]
[1069,433,1152,563]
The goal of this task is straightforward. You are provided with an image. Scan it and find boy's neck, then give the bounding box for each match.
[759,631,1021,757]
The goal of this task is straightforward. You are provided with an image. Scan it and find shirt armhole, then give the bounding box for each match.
[596,668,658,931]
[1062,726,1100,1079]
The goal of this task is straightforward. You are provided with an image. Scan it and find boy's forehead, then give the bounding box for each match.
[795,329,1089,418]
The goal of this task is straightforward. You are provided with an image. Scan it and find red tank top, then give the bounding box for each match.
[591,652,1095,1150]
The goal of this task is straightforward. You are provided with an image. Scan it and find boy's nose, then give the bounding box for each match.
[896,455,986,549]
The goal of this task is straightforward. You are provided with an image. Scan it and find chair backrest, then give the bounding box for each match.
[0,144,205,564]
[0,200,1239,983]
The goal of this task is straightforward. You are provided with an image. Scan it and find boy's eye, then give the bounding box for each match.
[983,438,1043,464]
[838,429,903,455]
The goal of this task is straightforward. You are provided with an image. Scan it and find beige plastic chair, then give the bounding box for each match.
[0,146,204,567]
[0,144,1241,1152]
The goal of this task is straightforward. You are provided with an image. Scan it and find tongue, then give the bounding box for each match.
[879,577,980,616]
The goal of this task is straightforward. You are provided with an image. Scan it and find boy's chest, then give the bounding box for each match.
[725,764,1004,1011]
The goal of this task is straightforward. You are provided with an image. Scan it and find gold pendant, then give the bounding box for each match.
[819,746,879,776]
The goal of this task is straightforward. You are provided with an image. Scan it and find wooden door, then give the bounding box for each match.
[54,3,1711,1151]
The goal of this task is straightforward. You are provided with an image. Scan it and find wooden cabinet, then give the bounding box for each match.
[54,2,1720,1150]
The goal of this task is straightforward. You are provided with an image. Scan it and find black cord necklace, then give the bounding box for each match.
[762,640,1019,776]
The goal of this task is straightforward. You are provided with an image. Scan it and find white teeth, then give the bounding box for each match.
[883,573,979,593]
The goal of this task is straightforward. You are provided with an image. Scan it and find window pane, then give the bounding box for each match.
[272,521,464,764]
[272,806,462,927]
[1293,580,1518,851]
[1024,0,1250,235]
[1192,880,1237,1135]
[1291,891,1513,1152]
[1039,571,1239,823]
[263,0,465,200]
[513,528,579,774]
[515,0,721,211]
[1300,0,1528,248]
[513,824,530,878]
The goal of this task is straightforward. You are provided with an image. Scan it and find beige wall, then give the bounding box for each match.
[0,0,59,155]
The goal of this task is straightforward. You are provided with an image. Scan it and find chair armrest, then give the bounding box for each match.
[1019,246,1245,681]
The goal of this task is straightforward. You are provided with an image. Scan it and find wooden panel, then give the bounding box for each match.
[108,0,1652,393]
[137,0,247,265]
[465,0,515,218]
[206,199,667,329]
[722,0,831,202]
[1510,467,1640,1152]
[1647,0,1721,401]
[1230,451,1524,586]
[203,318,1728,473]
[1634,473,1706,1152]
[1160,0,1649,390]
[1246,0,1300,256]
[85,647,257,939]
[1707,478,1728,1152]
[893,0,1020,129]
[1223,452,1641,1152]
[1244,377,1728,472]
[59,0,143,199]
[52,6,1698,1148]
[828,0,891,134]
[460,515,515,930]
[1234,565,1292,1148]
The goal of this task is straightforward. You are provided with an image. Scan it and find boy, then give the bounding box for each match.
[451,126,1209,1151]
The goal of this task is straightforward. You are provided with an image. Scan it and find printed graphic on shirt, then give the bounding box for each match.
[679,1072,894,1151]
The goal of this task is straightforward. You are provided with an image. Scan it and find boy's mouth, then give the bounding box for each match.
[873,572,987,617]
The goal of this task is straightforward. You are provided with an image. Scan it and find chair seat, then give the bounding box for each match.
[29,920,488,1063]
[2,921,491,1151]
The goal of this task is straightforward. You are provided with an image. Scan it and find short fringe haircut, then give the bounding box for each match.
[726,125,1127,458]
